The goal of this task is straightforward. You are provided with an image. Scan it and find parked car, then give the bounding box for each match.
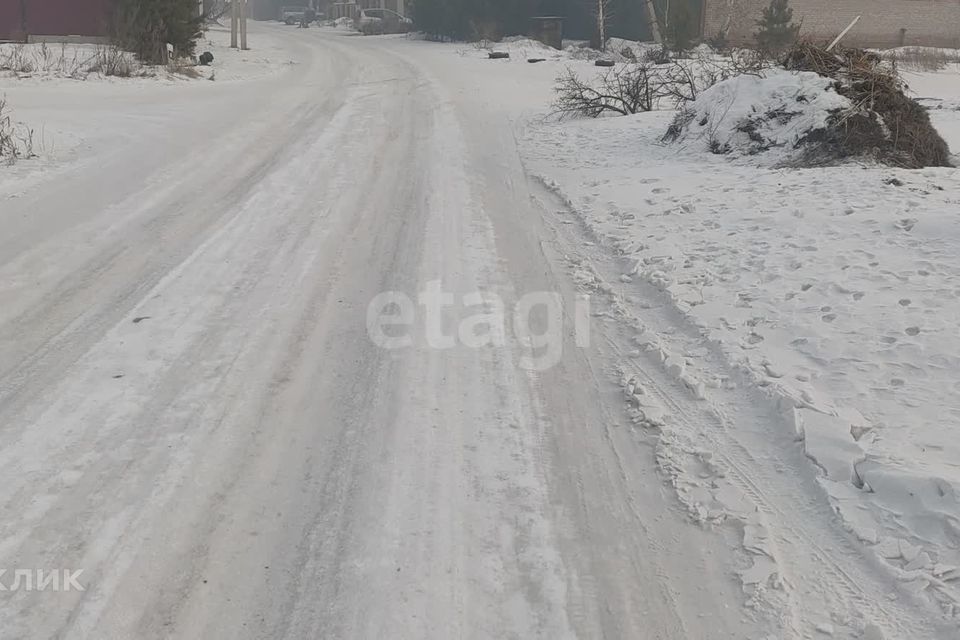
[357,8,412,35]
[280,6,310,25]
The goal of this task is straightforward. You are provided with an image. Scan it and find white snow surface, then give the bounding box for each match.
[2,22,960,640]
[666,69,852,163]
[0,25,295,84]
[524,86,960,626]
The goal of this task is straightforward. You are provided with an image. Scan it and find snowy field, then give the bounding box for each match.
[520,49,960,622]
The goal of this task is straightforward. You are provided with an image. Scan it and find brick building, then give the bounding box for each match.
[702,0,960,48]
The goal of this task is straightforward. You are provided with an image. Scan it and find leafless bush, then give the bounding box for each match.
[1,43,97,79]
[881,47,960,72]
[38,43,87,78]
[554,50,774,118]
[0,97,35,161]
[553,63,659,117]
[0,44,35,74]
[642,45,671,65]
[87,45,141,77]
[659,49,770,106]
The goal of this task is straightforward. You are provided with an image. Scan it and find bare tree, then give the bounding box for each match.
[643,0,662,44]
[553,63,659,117]
[597,0,611,51]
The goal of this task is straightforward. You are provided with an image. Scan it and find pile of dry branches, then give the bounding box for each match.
[783,41,952,168]
[553,64,658,116]
[553,51,769,119]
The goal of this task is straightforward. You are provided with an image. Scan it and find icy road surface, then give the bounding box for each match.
[0,25,951,639]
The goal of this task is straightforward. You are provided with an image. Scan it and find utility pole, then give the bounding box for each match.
[240,0,248,50]
[231,0,239,48]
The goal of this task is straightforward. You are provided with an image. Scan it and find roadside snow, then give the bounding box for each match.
[0,24,300,196]
[0,25,294,84]
[522,97,960,617]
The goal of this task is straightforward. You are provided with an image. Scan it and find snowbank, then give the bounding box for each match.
[523,95,960,618]
[664,69,851,163]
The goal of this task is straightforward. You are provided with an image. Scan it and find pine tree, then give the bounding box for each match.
[113,0,205,64]
[754,0,800,52]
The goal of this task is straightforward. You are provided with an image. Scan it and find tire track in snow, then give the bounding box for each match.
[528,175,950,639]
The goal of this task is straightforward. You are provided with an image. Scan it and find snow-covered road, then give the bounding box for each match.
[0,26,753,639]
[0,25,953,640]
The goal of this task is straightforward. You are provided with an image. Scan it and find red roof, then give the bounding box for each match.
[2,0,111,41]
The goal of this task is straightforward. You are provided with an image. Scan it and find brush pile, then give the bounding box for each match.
[781,41,951,167]
[663,41,953,168]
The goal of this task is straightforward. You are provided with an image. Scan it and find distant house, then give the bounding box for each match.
[702,0,960,48]
[1,0,112,42]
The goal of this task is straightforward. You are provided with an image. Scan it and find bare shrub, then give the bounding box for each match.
[881,47,960,72]
[1,43,92,79]
[643,46,671,65]
[0,44,35,74]
[553,63,659,117]
[87,45,141,77]
[661,49,770,105]
[0,97,35,161]
[554,50,773,118]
